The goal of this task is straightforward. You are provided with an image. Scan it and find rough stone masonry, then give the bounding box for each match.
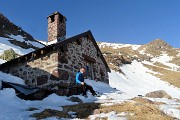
[0,12,110,95]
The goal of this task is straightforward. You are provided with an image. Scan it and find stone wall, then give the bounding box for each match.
[1,36,109,91]
[66,36,109,83]
[5,52,58,87]
[48,12,66,42]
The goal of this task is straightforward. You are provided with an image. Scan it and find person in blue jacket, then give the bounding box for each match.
[76,67,97,96]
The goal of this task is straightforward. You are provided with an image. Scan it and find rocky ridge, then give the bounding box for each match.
[98,39,180,88]
[0,13,44,53]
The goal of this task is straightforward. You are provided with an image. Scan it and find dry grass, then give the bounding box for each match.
[63,103,101,119]
[30,98,174,120]
[94,117,108,120]
[30,103,101,120]
[98,97,173,120]
[30,109,71,119]
[143,64,180,88]
[153,62,172,69]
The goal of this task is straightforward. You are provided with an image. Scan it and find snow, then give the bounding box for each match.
[151,53,180,71]
[9,34,44,48]
[89,111,127,120]
[0,35,44,56]
[0,88,77,120]
[47,39,58,45]
[98,42,141,50]
[0,59,6,64]
[109,61,180,99]
[3,82,39,95]
[139,49,152,56]
[0,72,25,88]
[148,98,180,119]
[36,39,47,45]
[0,60,180,119]
[0,37,33,55]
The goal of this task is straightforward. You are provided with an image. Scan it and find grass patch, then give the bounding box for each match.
[153,62,172,69]
[143,64,180,88]
[30,98,174,120]
[98,98,173,120]
[63,103,101,119]
[30,109,70,119]
[30,103,101,119]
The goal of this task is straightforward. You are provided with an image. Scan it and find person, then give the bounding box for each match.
[76,67,97,97]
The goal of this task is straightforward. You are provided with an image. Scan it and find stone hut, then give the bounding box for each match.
[0,12,110,94]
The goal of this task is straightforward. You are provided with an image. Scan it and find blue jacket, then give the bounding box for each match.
[76,72,84,84]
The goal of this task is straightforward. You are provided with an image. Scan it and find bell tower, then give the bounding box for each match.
[47,12,67,42]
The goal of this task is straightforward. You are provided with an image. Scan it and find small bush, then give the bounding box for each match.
[0,49,17,61]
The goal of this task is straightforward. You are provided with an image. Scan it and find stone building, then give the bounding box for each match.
[0,12,110,93]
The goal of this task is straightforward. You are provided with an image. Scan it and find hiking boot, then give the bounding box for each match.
[82,94,88,98]
[83,95,88,98]
[92,92,97,96]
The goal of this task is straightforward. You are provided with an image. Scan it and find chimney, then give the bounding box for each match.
[47,12,66,43]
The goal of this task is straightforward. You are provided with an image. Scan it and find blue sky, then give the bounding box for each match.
[1,0,180,47]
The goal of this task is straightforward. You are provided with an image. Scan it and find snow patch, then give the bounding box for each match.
[109,61,180,99]
[89,111,128,120]
[0,37,33,55]
[98,42,141,50]
[148,98,180,119]
[0,60,180,119]
[9,34,44,48]
[151,53,180,71]
[0,59,6,64]
[0,71,25,88]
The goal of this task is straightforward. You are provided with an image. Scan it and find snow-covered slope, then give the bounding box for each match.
[0,62,180,119]
[98,40,180,88]
[98,42,141,50]
[0,13,180,119]
[109,61,180,99]
[0,36,41,56]
[0,13,45,63]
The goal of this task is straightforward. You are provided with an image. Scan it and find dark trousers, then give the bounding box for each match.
[78,83,95,95]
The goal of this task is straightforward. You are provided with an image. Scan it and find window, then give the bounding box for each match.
[50,15,55,23]
[86,65,89,72]
[60,46,64,52]
[41,50,44,54]
[76,39,81,45]
[59,14,63,23]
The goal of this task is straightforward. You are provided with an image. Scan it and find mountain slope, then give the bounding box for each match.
[98,39,180,88]
[0,13,45,58]
[0,66,180,119]
[0,13,180,119]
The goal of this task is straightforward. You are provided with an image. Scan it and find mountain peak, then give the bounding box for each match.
[150,38,168,45]
[143,38,172,50]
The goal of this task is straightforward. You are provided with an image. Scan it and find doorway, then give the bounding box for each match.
[85,62,94,80]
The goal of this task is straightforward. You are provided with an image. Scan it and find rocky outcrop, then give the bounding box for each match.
[138,39,175,57]
[142,39,172,50]
[98,39,180,74]
[0,13,44,50]
[145,90,172,99]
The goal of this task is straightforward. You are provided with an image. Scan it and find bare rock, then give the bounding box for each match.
[67,97,83,103]
[133,97,155,104]
[145,90,172,99]
[93,109,101,115]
